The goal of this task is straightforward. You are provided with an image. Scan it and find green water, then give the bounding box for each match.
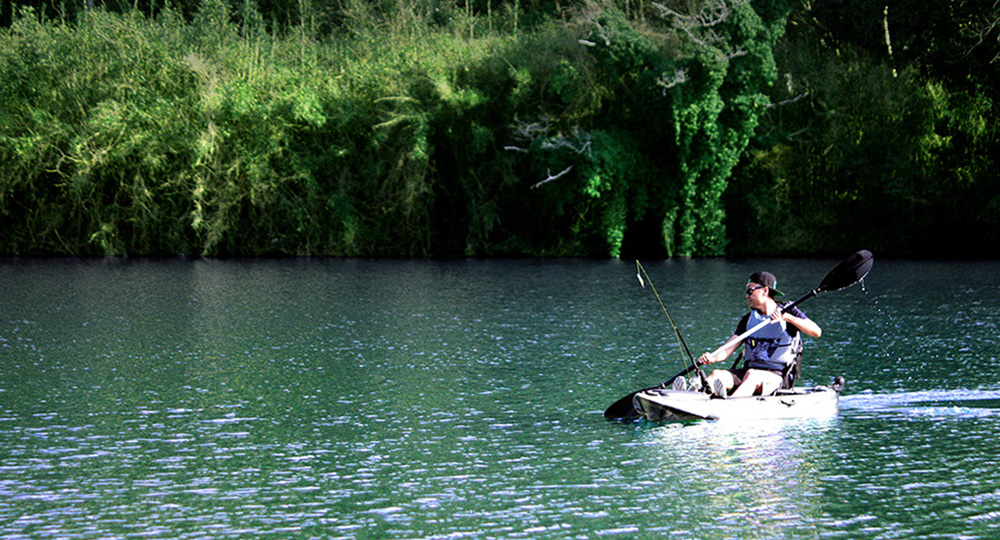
[2,257,999,539]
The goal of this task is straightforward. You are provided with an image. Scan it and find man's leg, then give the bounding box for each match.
[706,369,737,397]
[731,369,783,397]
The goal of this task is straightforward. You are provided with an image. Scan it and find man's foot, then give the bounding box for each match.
[672,376,687,391]
[712,378,728,399]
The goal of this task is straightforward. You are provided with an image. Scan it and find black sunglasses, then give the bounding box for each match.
[745,285,766,296]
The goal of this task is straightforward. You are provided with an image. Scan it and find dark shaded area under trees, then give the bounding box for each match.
[2,0,998,258]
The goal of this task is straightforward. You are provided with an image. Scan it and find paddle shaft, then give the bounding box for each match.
[729,289,819,344]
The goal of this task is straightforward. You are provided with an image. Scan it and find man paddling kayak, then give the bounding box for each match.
[697,271,822,398]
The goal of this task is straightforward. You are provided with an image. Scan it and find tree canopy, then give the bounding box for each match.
[1,0,998,258]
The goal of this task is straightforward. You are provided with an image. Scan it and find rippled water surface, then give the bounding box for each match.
[2,257,999,539]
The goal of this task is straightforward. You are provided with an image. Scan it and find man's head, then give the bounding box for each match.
[746,271,784,299]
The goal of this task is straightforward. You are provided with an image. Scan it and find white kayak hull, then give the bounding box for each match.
[632,384,842,422]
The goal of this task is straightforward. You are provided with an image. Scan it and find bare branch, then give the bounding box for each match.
[656,69,689,93]
[531,166,573,189]
[592,19,612,46]
[508,120,591,188]
[724,48,747,60]
[510,116,552,143]
[767,92,809,108]
[541,137,592,157]
[654,0,737,28]
[503,146,529,153]
[969,11,1000,63]
[653,0,750,57]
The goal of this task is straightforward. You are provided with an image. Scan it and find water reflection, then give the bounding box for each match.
[633,419,838,539]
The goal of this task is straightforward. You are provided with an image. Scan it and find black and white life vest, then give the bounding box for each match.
[737,307,805,372]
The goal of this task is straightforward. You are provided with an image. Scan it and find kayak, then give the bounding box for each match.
[609,250,871,422]
[632,377,845,422]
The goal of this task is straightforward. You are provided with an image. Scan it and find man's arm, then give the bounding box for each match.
[698,334,743,365]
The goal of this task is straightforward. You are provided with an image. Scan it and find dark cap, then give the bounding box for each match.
[748,271,784,298]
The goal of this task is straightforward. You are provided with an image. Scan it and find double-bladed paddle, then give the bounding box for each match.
[603,250,874,420]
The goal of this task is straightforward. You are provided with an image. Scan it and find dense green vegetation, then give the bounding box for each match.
[726,0,1000,258]
[1,0,998,258]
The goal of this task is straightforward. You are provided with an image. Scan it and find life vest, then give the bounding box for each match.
[738,307,804,372]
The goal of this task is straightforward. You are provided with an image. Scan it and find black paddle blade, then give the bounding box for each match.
[817,250,873,293]
[604,390,643,419]
[604,365,697,419]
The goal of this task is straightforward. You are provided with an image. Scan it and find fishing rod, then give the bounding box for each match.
[635,261,704,386]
